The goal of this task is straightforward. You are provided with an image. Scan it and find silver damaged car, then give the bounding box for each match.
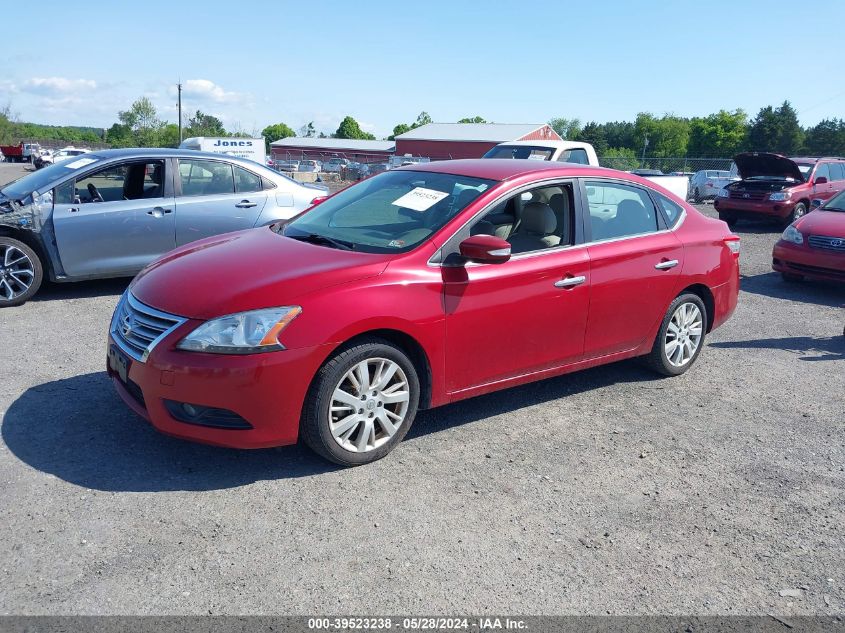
[0,148,328,306]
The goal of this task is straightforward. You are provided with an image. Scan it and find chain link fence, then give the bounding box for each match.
[599,156,734,174]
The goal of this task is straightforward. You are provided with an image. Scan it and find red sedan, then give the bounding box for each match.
[107,160,740,465]
[772,191,845,283]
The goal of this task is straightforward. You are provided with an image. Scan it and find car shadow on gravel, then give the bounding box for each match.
[3,360,664,492]
[33,278,131,302]
[741,271,845,308]
[710,335,844,361]
[2,372,341,491]
[408,359,664,440]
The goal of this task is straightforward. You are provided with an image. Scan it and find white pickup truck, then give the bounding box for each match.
[482,140,690,202]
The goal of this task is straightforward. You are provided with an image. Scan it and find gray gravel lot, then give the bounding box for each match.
[0,161,843,615]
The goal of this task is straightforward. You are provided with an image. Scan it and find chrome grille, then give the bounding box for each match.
[808,235,845,252]
[110,292,186,362]
[729,189,767,200]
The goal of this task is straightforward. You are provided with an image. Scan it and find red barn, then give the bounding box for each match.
[394,123,561,160]
[270,137,395,164]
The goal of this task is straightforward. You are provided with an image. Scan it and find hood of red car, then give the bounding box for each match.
[130,227,390,319]
[733,152,804,182]
[796,209,845,237]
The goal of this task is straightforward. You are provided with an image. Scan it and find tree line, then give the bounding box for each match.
[4,98,844,159]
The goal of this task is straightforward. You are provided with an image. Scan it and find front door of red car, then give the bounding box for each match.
[811,163,836,204]
[442,181,591,393]
[580,179,684,358]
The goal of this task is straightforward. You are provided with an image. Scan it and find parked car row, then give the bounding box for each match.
[33,147,91,169]
[3,142,841,466]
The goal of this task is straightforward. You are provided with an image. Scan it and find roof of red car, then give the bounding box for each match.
[400,158,621,182]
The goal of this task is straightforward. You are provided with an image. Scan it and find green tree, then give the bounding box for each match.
[601,121,636,151]
[261,122,296,150]
[334,116,375,140]
[601,147,639,170]
[116,97,164,147]
[156,124,181,148]
[457,116,487,124]
[414,111,432,127]
[802,118,845,155]
[105,123,134,147]
[578,121,609,155]
[0,104,17,144]
[633,113,690,158]
[747,101,803,154]
[388,123,411,141]
[185,110,226,137]
[549,117,581,140]
[687,109,748,157]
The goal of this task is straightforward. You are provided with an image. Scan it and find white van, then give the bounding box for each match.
[180,137,266,166]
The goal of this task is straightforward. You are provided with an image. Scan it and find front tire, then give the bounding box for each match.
[301,337,420,466]
[784,202,807,227]
[718,211,738,228]
[0,237,43,307]
[645,293,707,377]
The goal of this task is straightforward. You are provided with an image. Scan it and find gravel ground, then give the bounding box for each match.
[0,161,843,615]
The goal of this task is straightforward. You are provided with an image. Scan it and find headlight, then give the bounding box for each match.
[177,306,302,354]
[781,225,804,245]
[717,189,729,198]
[769,191,791,201]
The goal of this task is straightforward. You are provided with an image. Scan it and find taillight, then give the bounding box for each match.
[309,196,327,207]
[724,235,740,256]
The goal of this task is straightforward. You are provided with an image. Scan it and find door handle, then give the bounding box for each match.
[235,200,258,208]
[69,207,79,213]
[554,275,586,288]
[654,259,679,270]
[146,207,172,218]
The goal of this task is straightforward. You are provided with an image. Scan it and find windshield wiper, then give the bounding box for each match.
[286,232,355,251]
[822,206,845,212]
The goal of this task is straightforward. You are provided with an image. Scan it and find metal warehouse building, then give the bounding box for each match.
[394,123,561,160]
[270,137,395,163]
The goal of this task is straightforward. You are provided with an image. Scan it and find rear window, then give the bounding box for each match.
[483,145,554,161]
[654,192,684,228]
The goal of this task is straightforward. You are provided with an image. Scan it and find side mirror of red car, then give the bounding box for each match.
[459,234,512,264]
[814,176,828,185]
[811,198,823,209]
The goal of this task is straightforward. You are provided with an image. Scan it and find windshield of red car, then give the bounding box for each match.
[283,169,495,253]
[822,190,845,212]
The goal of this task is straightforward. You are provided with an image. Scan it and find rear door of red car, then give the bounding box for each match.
[811,162,836,203]
[579,179,684,358]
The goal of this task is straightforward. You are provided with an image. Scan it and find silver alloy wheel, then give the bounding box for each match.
[0,244,35,302]
[329,357,410,453]
[664,302,703,368]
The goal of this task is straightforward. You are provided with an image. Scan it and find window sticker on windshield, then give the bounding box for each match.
[391,187,449,212]
[64,158,97,170]
[387,239,406,248]
[527,152,547,161]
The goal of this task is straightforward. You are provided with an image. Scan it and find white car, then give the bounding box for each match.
[322,157,350,173]
[689,170,738,202]
[298,160,321,173]
[483,140,599,165]
[37,147,90,168]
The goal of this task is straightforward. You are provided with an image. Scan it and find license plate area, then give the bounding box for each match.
[108,344,131,384]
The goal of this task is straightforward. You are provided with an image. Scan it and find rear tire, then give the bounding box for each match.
[300,337,420,466]
[645,293,707,377]
[718,211,738,228]
[0,237,43,307]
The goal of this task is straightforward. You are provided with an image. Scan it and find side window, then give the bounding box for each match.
[235,166,262,193]
[814,163,830,182]
[178,159,235,197]
[75,164,129,203]
[54,180,75,205]
[584,181,658,241]
[654,192,684,228]
[469,184,575,254]
[559,148,589,165]
[828,162,844,181]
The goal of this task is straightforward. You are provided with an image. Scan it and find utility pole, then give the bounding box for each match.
[177,81,183,144]
[641,135,649,168]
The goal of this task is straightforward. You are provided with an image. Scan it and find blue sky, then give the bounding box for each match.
[2,0,843,138]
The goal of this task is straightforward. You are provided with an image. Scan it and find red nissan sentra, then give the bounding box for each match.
[107,160,740,465]
[772,190,845,283]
